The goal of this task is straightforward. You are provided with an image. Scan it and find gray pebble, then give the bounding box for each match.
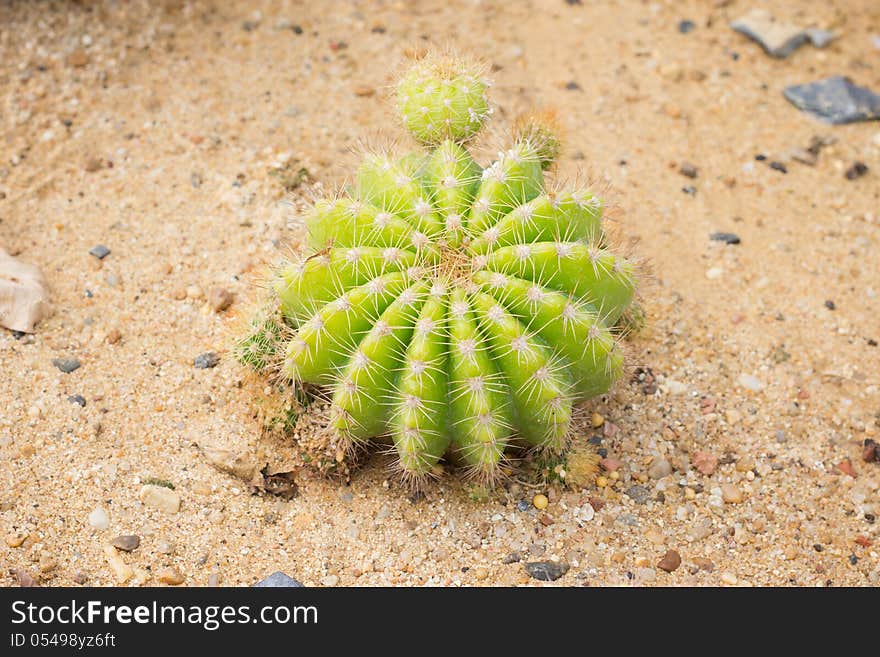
[67,394,86,407]
[626,485,651,505]
[731,11,835,58]
[194,352,219,369]
[89,245,111,260]
[524,561,569,582]
[679,161,698,178]
[501,551,522,564]
[111,535,140,552]
[710,232,741,245]
[254,571,304,587]
[52,358,81,373]
[784,76,880,125]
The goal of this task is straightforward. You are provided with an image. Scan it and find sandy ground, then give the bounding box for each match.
[2,0,879,587]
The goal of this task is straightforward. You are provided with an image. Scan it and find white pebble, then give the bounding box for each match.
[88,506,109,530]
[737,373,765,391]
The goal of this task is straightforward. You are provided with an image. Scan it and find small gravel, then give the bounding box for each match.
[710,232,741,245]
[254,571,304,587]
[625,485,650,505]
[88,507,109,530]
[111,535,140,551]
[194,352,220,369]
[524,561,569,582]
[88,245,111,260]
[52,358,81,373]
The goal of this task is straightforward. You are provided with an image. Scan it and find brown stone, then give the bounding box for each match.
[67,49,89,68]
[657,549,682,572]
[207,286,234,312]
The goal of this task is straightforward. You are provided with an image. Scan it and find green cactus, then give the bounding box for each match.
[235,53,638,485]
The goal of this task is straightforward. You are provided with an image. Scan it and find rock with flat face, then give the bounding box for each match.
[731,9,834,58]
[0,248,51,333]
[783,77,880,124]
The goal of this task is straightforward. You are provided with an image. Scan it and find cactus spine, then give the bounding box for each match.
[236,53,638,485]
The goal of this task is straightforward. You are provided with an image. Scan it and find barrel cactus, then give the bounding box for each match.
[235,54,638,485]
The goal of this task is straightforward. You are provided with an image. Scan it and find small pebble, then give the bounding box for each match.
[737,373,764,392]
[710,232,741,245]
[102,544,132,584]
[657,549,682,572]
[721,484,743,504]
[844,162,868,180]
[52,358,81,374]
[321,574,339,586]
[824,300,836,310]
[648,458,672,479]
[207,287,234,312]
[254,571,304,587]
[590,411,604,428]
[769,161,787,174]
[158,568,185,585]
[5,531,28,548]
[13,568,38,587]
[524,561,569,582]
[720,572,738,585]
[682,185,697,196]
[532,494,549,510]
[679,161,698,178]
[140,484,181,513]
[67,48,89,68]
[516,500,530,512]
[678,19,696,34]
[354,86,375,97]
[88,506,109,530]
[67,394,86,407]
[474,566,489,580]
[111,535,140,552]
[194,352,220,369]
[625,485,650,505]
[89,245,111,260]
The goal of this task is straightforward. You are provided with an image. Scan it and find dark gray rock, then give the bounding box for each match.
[254,571,304,587]
[711,232,741,245]
[89,245,111,260]
[845,162,869,180]
[67,394,86,407]
[52,358,81,373]
[194,352,219,369]
[679,161,698,178]
[784,77,880,124]
[524,561,569,582]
